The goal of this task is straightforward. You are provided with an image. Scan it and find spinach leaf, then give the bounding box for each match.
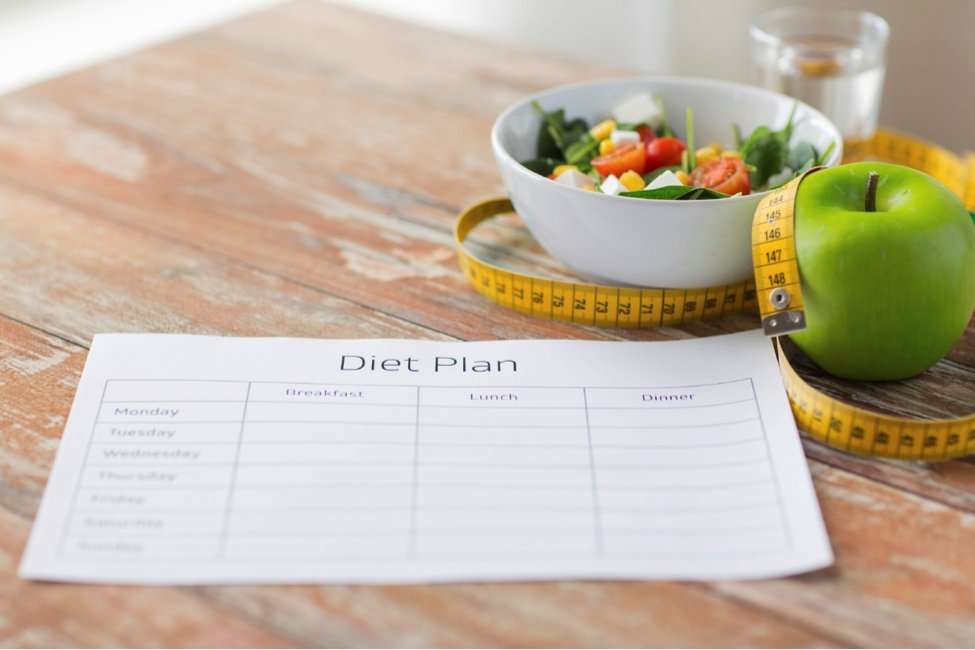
[765,155,816,191]
[654,96,674,138]
[520,158,563,176]
[531,100,589,159]
[767,139,835,190]
[795,156,815,175]
[740,126,786,189]
[642,165,680,184]
[536,128,560,159]
[787,140,817,172]
[675,187,731,200]
[616,121,647,132]
[738,102,800,189]
[815,141,836,166]
[763,137,818,191]
[742,135,788,188]
[621,186,731,201]
[777,102,798,143]
[740,125,771,150]
[564,134,599,166]
[531,104,561,158]
[562,118,590,149]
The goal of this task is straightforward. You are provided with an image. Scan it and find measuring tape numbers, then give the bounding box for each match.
[456,129,975,461]
[751,171,816,336]
[456,198,759,328]
[777,339,975,461]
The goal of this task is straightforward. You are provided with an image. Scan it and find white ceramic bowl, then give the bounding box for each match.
[491,77,843,288]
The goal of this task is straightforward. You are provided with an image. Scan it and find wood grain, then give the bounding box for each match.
[0,506,296,648]
[2,0,972,500]
[0,206,837,646]
[713,460,975,647]
[1,1,974,646]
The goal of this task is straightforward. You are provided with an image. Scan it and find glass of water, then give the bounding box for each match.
[750,7,889,162]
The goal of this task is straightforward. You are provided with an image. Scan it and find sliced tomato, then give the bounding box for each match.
[688,156,752,196]
[591,143,646,178]
[644,137,687,172]
[635,125,656,144]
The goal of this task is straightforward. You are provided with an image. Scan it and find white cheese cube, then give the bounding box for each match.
[600,174,625,196]
[611,92,662,129]
[554,168,596,189]
[646,170,683,190]
[609,129,640,146]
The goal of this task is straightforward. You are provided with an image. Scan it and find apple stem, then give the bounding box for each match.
[865,171,879,212]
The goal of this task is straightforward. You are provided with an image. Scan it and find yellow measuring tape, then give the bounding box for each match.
[456,198,759,328]
[456,129,975,461]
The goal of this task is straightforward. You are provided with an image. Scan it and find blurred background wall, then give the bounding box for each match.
[0,0,972,151]
[330,0,975,152]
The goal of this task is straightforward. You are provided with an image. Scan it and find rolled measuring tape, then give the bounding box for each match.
[456,129,975,462]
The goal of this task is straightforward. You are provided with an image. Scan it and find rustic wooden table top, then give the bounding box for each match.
[3,1,975,647]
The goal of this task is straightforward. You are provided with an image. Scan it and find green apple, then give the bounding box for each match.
[790,162,975,380]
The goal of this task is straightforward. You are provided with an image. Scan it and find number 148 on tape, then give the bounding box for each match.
[751,171,819,337]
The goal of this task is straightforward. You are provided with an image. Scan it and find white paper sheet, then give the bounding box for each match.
[19,331,832,584]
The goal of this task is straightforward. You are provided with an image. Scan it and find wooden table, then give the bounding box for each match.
[2,2,975,646]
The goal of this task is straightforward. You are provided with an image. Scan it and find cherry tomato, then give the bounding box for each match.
[688,156,752,196]
[635,125,656,144]
[591,142,646,178]
[644,137,687,171]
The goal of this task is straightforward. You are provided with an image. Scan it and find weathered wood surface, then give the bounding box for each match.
[1,1,974,646]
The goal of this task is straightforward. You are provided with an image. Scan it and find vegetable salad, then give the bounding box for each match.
[522,92,835,200]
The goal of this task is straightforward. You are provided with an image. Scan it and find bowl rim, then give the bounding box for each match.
[490,75,845,205]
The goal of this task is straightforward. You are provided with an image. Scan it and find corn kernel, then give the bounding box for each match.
[707,142,724,153]
[695,147,718,166]
[675,170,689,185]
[599,139,615,156]
[552,164,577,177]
[619,170,646,192]
[589,119,617,142]
[721,150,742,159]
[582,185,596,191]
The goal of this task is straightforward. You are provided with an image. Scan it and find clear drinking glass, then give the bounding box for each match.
[750,7,889,162]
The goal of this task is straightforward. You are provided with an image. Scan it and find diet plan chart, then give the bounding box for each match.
[19,332,832,584]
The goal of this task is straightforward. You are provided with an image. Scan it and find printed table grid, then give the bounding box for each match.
[59,378,791,563]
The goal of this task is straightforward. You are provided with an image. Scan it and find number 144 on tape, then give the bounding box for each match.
[751,171,819,337]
